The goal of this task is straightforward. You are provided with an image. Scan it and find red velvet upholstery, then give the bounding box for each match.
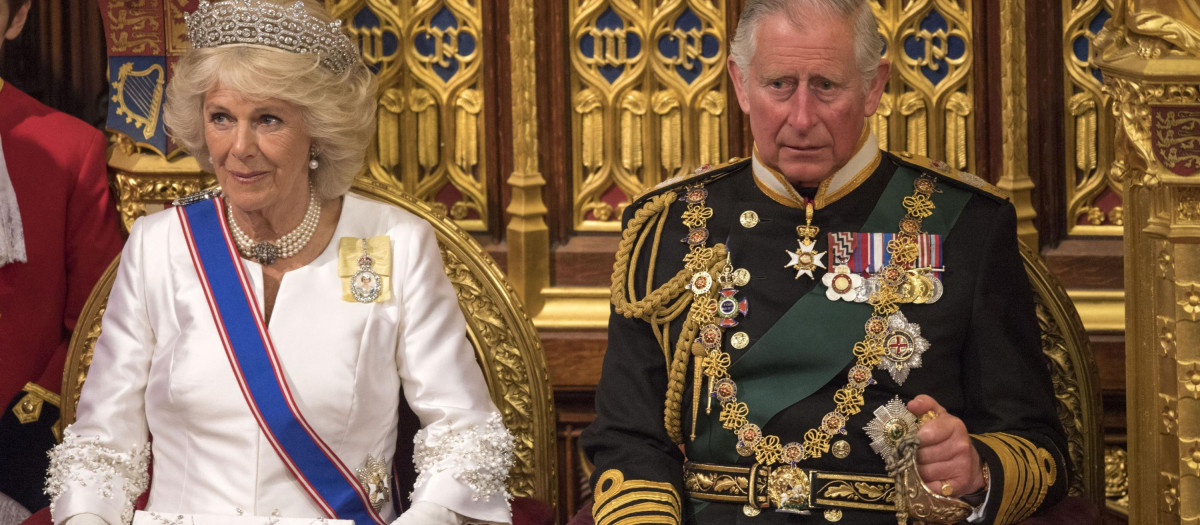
[512,496,556,525]
[566,499,594,525]
[19,506,50,525]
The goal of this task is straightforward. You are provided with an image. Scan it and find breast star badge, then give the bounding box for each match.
[879,311,930,385]
[864,396,919,460]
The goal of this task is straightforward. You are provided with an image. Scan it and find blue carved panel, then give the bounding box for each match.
[657,8,720,85]
[579,7,642,84]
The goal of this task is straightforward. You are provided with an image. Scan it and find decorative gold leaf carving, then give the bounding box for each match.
[113,172,218,232]
[1021,243,1103,504]
[1063,0,1121,235]
[333,0,489,231]
[569,0,728,231]
[1104,446,1128,505]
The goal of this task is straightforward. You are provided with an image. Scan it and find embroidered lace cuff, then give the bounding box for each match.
[46,429,152,525]
[412,413,514,502]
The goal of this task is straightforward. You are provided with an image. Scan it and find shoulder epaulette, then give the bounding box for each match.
[627,157,751,208]
[887,151,1008,202]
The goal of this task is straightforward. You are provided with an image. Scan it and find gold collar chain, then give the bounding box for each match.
[690,174,940,465]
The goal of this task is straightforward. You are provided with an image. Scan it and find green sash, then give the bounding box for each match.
[688,165,971,464]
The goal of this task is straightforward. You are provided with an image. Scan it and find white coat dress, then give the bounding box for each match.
[46,193,513,525]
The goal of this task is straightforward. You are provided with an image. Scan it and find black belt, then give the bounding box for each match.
[683,461,896,514]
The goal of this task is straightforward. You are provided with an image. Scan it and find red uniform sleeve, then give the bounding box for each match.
[39,129,123,391]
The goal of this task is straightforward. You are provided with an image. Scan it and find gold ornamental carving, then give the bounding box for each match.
[568,0,728,231]
[1021,242,1105,506]
[107,144,212,233]
[993,0,1037,248]
[330,0,490,231]
[503,0,550,313]
[1105,446,1130,513]
[57,256,119,441]
[1065,0,1123,235]
[1096,3,1200,522]
[869,0,975,174]
[112,172,217,232]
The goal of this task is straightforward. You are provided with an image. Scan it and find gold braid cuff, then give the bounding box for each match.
[593,469,682,525]
[972,433,1058,523]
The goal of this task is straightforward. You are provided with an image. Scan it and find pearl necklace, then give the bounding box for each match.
[227,186,321,265]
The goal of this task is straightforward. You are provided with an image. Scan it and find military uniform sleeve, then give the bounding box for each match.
[582,201,685,525]
[62,127,125,359]
[956,200,1069,523]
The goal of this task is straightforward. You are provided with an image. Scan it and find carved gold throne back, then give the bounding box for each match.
[1019,243,1105,513]
[58,179,558,512]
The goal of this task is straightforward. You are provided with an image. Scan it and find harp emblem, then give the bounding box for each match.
[110,61,166,141]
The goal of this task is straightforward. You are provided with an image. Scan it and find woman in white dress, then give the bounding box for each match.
[44,1,513,524]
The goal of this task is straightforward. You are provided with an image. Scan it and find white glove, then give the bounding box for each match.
[391,501,462,525]
[63,513,110,525]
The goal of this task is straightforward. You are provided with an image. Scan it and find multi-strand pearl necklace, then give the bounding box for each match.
[227,186,321,265]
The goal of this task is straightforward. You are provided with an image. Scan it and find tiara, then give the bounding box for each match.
[185,0,360,74]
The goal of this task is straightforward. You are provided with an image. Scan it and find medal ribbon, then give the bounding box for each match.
[831,232,944,275]
[178,197,385,525]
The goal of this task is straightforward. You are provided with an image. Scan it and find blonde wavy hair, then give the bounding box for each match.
[163,0,377,200]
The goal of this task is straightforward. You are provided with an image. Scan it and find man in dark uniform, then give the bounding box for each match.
[582,1,1067,523]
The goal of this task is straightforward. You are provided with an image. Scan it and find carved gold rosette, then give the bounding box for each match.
[1095,3,1200,522]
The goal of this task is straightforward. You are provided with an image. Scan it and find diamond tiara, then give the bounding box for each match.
[185,0,361,74]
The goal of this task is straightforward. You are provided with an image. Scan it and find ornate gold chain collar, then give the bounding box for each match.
[688,174,941,466]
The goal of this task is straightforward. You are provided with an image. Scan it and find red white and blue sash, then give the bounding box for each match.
[828,232,943,275]
[177,197,385,525]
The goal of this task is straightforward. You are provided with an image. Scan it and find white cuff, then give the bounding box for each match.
[63,513,111,525]
[46,430,151,525]
[392,501,462,525]
[964,480,993,522]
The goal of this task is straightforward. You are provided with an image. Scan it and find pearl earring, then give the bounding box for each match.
[309,145,319,170]
[309,158,319,170]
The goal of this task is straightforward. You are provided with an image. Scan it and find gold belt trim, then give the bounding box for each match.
[683,461,897,513]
